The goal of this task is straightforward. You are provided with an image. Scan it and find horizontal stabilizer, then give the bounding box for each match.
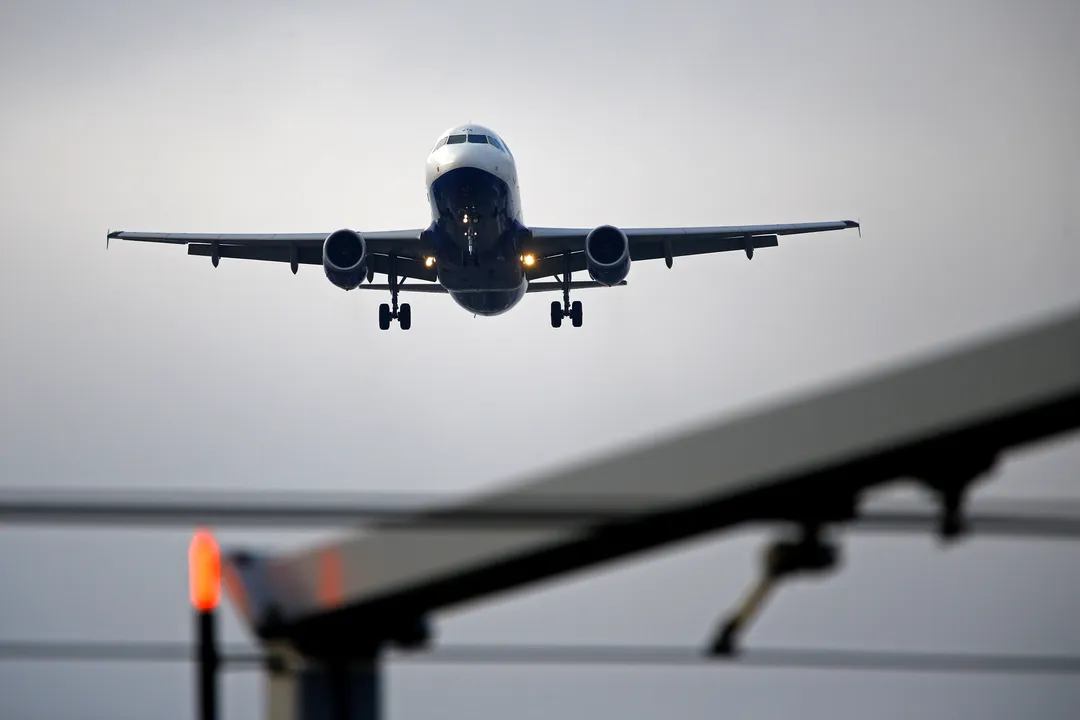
[526,281,627,293]
[358,283,447,293]
[353,280,626,294]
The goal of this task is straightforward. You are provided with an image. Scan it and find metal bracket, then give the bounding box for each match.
[706,523,840,657]
[742,235,754,260]
[911,448,999,541]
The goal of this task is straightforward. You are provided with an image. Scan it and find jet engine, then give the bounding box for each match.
[584,224,631,286]
[323,229,369,290]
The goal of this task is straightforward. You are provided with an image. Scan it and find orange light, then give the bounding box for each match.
[424,256,436,267]
[188,528,221,611]
[522,254,535,266]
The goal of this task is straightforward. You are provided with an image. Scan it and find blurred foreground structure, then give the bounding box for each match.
[214,306,1080,719]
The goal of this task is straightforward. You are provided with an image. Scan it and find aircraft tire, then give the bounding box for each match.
[550,301,563,328]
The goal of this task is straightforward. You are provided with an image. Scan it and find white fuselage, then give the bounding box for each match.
[420,125,532,315]
[425,126,523,226]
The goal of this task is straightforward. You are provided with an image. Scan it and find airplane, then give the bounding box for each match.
[107,124,860,330]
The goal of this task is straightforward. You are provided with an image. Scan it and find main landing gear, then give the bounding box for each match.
[550,252,582,328]
[379,254,411,330]
[379,300,410,330]
[550,300,582,328]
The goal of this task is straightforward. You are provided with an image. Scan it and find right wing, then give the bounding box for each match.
[106,229,438,281]
[522,220,859,279]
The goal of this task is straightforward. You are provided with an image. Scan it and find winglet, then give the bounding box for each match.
[844,219,861,238]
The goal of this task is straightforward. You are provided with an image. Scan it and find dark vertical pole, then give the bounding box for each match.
[330,662,349,720]
[300,657,380,720]
[197,608,218,720]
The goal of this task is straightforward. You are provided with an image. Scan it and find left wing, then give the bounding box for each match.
[522,220,859,279]
[106,229,438,281]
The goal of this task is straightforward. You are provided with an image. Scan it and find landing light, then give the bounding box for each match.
[424,256,436,268]
[522,254,535,267]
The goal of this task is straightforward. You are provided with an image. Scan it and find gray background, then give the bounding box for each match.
[2,0,1079,718]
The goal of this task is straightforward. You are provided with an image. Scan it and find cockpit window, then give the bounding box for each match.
[486,135,504,151]
[432,136,448,152]
[446,134,466,144]
[467,134,488,144]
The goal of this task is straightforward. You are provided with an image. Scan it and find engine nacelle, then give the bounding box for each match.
[322,229,369,290]
[584,224,631,286]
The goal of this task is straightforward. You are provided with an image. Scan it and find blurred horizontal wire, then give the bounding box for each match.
[2,489,1080,539]
[402,644,1080,675]
[857,510,1080,539]
[0,640,239,663]
[2,640,1079,675]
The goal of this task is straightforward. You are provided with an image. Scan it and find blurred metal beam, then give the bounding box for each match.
[2,490,1080,539]
[216,306,1080,656]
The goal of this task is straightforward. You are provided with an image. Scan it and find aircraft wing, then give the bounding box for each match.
[107,219,858,284]
[106,229,437,281]
[522,220,859,279]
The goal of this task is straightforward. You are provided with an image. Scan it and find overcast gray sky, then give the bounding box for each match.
[2,0,1079,718]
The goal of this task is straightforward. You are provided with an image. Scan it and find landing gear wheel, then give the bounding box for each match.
[551,252,584,329]
[380,253,410,330]
[570,300,583,327]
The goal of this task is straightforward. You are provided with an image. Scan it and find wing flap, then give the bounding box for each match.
[188,243,313,264]
[629,234,778,262]
[187,244,438,282]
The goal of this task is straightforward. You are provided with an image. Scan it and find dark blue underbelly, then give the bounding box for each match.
[430,166,526,300]
[430,166,515,252]
[448,280,528,316]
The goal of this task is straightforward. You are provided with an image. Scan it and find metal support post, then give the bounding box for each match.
[196,609,219,720]
[264,647,380,720]
[707,524,840,656]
